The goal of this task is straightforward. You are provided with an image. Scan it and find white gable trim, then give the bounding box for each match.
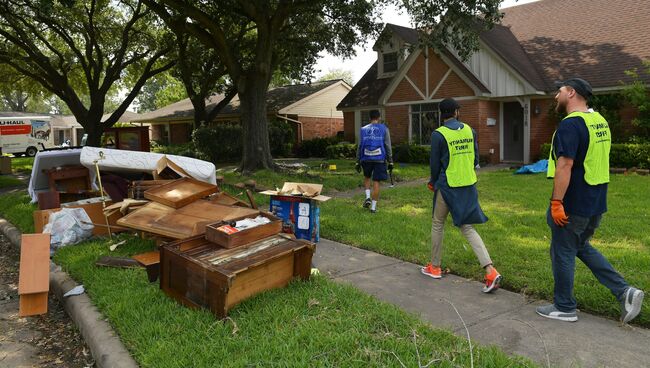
[404,75,427,100]
[429,69,452,99]
[436,50,489,97]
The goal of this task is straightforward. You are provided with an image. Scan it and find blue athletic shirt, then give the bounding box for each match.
[552,115,608,217]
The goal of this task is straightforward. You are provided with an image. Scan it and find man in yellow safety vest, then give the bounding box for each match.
[421,98,502,293]
[538,78,644,323]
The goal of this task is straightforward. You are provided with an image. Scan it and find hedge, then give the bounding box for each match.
[296,137,340,158]
[193,120,294,163]
[540,143,650,169]
[392,143,430,164]
[325,143,357,159]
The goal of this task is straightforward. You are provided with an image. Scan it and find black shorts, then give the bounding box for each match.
[361,161,388,181]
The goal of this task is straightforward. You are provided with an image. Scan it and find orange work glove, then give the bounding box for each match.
[427,182,435,192]
[550,199,569,226]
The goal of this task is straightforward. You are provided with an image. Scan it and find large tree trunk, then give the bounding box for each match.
[238,77,274,174]
[83,123,103,147]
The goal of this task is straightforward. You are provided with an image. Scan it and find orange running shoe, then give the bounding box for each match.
[421,263,442,279]
[482,268,502,293]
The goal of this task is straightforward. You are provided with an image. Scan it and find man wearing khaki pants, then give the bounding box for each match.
[421,98,502,293]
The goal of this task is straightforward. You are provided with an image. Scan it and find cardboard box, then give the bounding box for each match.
[260,182,330,243]
[0,156,11,175]
[33,198,124,235]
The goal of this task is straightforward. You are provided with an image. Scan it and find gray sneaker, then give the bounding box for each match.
[621,287,644,323]
[536,304,578,322]
[363,198,372,209]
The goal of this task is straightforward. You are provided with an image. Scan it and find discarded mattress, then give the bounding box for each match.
[514,159,548,174]
[79,147,216,188]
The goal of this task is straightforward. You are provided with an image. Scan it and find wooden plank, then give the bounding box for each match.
[144,177,218,208]
[132,250,160,266]
[19,293,48,317]
[95,256,142,268]
[18,233,50,317]
[208,192,250,208]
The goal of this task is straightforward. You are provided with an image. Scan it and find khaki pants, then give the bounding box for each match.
[431,191,492,268]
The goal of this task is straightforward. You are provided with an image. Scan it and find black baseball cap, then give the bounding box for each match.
[439,98,460,113]
[555,78,593,100]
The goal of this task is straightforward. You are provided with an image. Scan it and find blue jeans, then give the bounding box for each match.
[546,210,628,312]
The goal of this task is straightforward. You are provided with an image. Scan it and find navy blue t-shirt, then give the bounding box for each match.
[552,115,607,217]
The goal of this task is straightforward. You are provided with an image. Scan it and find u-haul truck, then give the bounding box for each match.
[0,116,54,156]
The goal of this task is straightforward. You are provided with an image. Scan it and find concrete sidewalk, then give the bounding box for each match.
[315,238,649,368]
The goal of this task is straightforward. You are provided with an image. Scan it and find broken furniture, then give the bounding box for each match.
[144,177,218,208]
[160,233,314,318]
[45,165,92,200]
[205,212,282,248]
[129,179,175,199]
[28,148,83,202]
[117,200,259,239]
[132,251,162,282]
[19,233,50,317]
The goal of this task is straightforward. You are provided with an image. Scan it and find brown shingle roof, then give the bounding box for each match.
[501,0,650,90]
[337,62,392,109]
[480,24,548,91]
[135,80,341,122]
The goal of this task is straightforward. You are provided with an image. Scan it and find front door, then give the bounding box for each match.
[503,102,524,162]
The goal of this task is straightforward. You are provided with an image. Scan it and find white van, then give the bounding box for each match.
[0,116,55,156]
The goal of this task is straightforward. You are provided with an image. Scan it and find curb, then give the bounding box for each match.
[0,217,138,368]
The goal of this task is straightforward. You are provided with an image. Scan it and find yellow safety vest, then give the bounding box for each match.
[436,124,477,187]
[547,111,610,185]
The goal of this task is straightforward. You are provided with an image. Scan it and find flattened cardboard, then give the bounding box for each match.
[144,177,218,208]
[18,233,50,317]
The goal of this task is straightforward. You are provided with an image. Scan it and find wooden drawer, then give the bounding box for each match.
[160,234,314,318]
[205,212,281,249]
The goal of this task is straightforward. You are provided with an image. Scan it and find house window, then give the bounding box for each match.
[383,52,398,73]
[410,103,439,145]
[361,110,372,125]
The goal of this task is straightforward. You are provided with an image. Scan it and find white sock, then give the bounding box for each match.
[365,189,371,199]
[371,200,377,211]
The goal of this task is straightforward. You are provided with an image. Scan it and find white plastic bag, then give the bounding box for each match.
[43,207,94,250]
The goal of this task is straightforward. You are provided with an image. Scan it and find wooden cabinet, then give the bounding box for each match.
[160,234,314,318]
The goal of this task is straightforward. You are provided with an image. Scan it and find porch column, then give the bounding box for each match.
[524,97,531,163]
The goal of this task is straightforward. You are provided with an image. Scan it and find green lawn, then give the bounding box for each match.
[0,191,36,233]
[11,156,34,172]
[320,170,650,326]
[53,235,533,368]
[0,175,24,188]
[220,159,429,194]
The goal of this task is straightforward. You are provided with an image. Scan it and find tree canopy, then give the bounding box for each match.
[146,0,504,172]
[0,0,175,145]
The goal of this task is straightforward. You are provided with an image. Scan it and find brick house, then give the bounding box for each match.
[338,0,650,163]
[134,80,351,145]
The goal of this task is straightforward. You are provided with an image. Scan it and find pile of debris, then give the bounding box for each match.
[21,147,316,318]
